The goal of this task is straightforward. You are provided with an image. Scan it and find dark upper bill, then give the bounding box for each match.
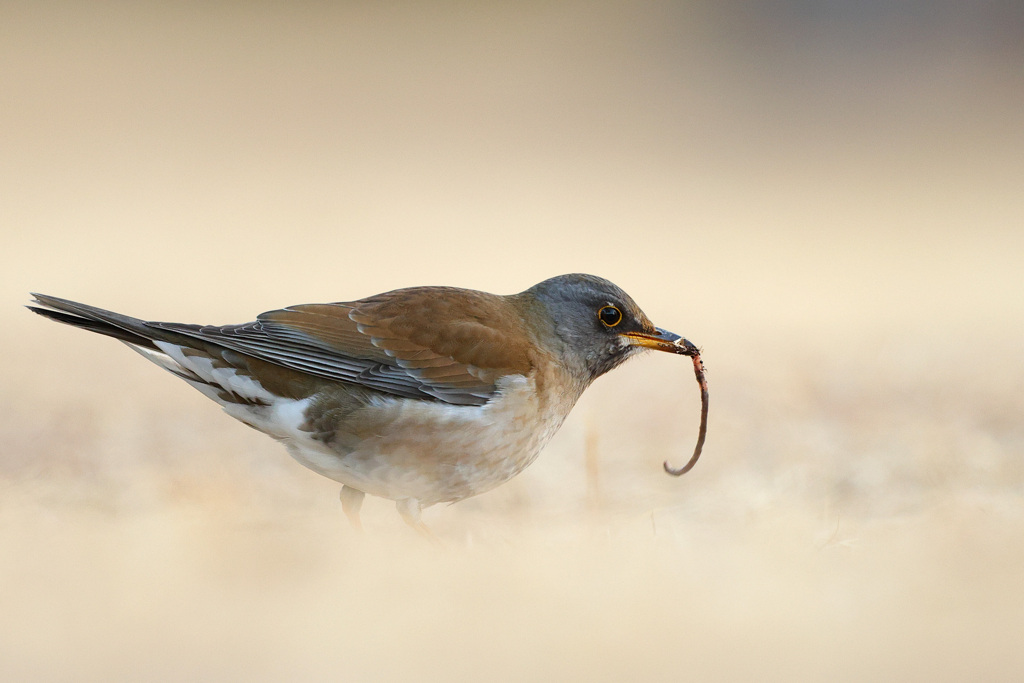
[621,327,699,357]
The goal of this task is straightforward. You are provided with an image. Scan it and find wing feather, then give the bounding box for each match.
[146,286,533,406]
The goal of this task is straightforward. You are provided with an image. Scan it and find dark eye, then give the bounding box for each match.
[597,305,623,328]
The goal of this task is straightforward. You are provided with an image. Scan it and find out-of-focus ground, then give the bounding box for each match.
[2,2,1022,680]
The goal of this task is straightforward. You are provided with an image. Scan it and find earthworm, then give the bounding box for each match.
[663,346,708,476]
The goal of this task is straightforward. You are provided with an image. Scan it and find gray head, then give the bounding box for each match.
[519,273,692,387]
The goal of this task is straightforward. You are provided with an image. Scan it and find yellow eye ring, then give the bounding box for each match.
[598,305,622,328]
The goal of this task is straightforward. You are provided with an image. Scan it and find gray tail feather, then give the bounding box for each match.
[27,293,160,349]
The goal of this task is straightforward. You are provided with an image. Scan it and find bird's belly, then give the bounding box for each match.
[285,374,574,506]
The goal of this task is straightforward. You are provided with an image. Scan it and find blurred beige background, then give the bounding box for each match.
[2,2,1022,681]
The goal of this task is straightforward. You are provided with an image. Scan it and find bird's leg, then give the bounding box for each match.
[340,485,365,532]
[396,498,440,544]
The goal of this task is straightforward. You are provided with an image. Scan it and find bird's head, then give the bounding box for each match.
[519,273,698,387]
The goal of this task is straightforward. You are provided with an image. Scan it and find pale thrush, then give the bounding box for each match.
[29,274,701,533]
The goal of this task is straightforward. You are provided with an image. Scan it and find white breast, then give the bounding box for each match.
[285,374,575,506]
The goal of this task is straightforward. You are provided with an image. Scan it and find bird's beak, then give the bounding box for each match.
[621,328,699,357]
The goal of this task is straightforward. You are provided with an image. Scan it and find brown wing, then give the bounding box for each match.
[150,286,533,406]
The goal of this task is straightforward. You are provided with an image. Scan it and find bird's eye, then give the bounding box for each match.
[598,305,623,328]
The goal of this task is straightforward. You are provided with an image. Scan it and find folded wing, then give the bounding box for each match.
[147,287,532,406]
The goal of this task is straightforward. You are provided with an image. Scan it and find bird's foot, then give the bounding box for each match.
[396,498,442,546]
[340,485,365,532]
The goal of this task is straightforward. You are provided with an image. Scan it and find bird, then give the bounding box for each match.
[28,274,700,535]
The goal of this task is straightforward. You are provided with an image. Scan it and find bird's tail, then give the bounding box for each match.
[27,293,162,349]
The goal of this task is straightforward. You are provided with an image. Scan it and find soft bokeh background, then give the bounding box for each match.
[2,1,1022,680]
